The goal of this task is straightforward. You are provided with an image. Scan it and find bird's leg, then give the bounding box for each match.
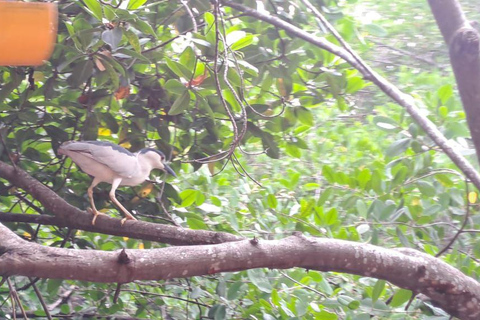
[110,178,137,225]
[88,178,105,225]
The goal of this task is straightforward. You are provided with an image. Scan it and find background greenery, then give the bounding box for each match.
[1,0,480,319]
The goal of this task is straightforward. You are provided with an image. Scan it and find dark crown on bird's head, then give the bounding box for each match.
[139,148,166,160]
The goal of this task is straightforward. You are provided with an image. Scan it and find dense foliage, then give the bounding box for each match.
[1,0,480,319]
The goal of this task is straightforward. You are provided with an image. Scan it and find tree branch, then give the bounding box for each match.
[0,161,242,245]
[1,223,479,319]
[221,0,480,191]
[428,0,480,166]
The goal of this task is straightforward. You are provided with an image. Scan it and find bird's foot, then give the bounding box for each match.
[120,215,137,226]
[88,207,107,225]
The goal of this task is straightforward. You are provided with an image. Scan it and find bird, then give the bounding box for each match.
[58,140,176,225]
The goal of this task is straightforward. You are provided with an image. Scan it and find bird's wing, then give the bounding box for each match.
[60,141,138,178]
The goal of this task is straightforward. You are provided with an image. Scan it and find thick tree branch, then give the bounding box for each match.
[1,223,479,320]
[428,0,480,166]
[0,161,242,245]
[221,1,480,191]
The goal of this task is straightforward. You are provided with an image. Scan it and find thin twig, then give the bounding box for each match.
[180,0,198,32]
[279,271,327,298]
[7,278,28,320]
[30,278,52,320]
[436,179,471,257]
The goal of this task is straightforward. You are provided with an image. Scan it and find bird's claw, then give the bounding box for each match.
[88,207,106,225]
[120,215,137,226]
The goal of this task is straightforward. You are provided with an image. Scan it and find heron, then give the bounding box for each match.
[58,141,176,225]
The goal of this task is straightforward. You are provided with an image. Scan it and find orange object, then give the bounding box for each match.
[0,2,58,66]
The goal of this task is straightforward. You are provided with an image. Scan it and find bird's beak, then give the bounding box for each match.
[163,163,177,177]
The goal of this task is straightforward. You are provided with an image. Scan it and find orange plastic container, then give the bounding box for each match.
[0,2,58,66]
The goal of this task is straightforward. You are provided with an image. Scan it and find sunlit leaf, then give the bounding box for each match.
[169,90,191,115]
[127,0,148,10]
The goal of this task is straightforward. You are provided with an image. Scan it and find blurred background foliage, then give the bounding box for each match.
[1,0,480,319]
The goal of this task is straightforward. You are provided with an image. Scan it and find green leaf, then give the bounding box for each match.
[83,0,103,20]
[390,289,412,308]
[44,126,69,142]
[166,58,192,79]
[267,194,278,208]
[247,269,272,293]
[103,6,116,21]
[180,189,198,207]
[180,46,196,70]
[100,112,119,133]
[295,107,314,126]
[67,60,94,87]
[208,304,226,320]
[262,132,280,159]
[437,84,453,104]
[204,12,215,29]
[116,48,151,63]
[417,181,436,197]
[372,279,385,303]
[58,54,84,72]
[373,116,399,132]
[102,28,123,50]
[131,18,156,36]
[127,0,148,10]
[165,79,187,94]
[187,217,208,230]
[325,208,338,225]
[357,168,371,189]
[322,165,335,183]
[270,289,280,306]
[227,282,243,300]
[124,29,141,53]
[100,58,120,89]
[364,23,388,37]
[285,143,301,158]
[97,54,127,78]
[346,76,367,93]
[83,112,99,141]
[230,34,255,51]
[315,311,337,320]
[385,138,411,157]
[169,90,191,115]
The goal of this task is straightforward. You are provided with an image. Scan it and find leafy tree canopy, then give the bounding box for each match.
[1,0,480,319]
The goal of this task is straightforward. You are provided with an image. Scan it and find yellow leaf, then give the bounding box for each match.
[138,243,144,250]
[23,232,32,240]
[33,71,45,81]
[277,78,287,97]
[138,183,154,198]
[98,128,111,136]
[468,191,477,204]
[411,197,420,206]
[208,162,215,175]
[119,141,131,149]
[94,57,106,71]
[123,237,129,241]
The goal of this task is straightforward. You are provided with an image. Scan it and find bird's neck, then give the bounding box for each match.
[135,155,153,177]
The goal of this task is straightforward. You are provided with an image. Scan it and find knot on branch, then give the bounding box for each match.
[450,27,480,62]
[117,249,131,264]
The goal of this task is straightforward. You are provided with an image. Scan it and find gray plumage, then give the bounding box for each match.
[58,140,176,224]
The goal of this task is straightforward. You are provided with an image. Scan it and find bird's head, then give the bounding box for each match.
[138,148,176,177]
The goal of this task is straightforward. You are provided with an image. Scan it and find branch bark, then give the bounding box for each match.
[428,0,480,165]
[221,0,480,191]
[1,223,479,319]
[0,161,242,245]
